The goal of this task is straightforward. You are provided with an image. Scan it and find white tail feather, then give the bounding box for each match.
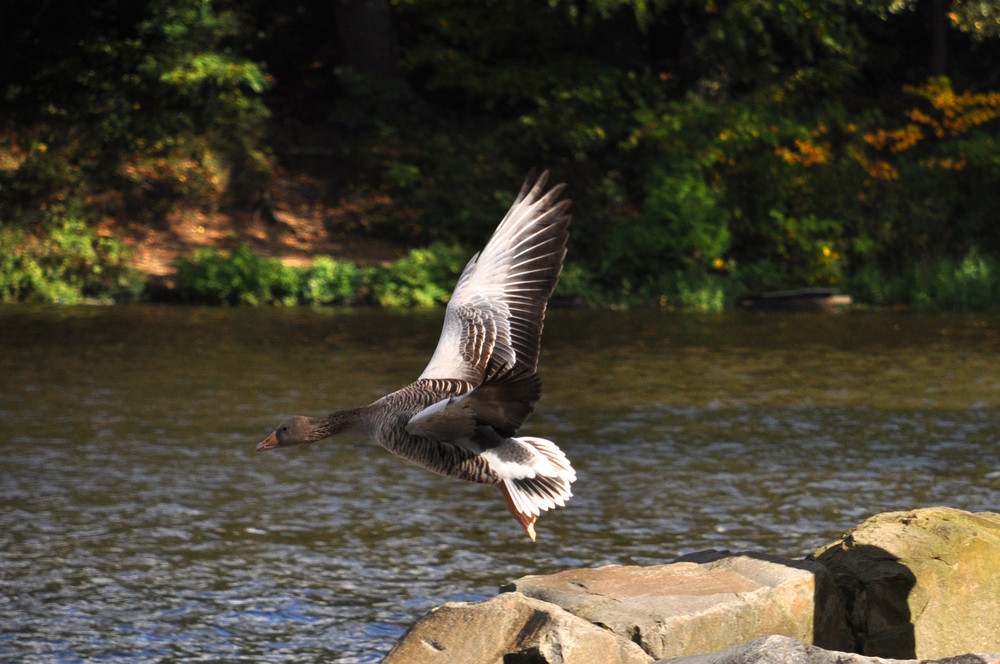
[487,436,576,523]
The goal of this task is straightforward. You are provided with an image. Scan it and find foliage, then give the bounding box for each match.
[849,250,1000,311]
[300,257,365,305]
[671,271,731,313]
[760,77,1000,269]
[369,243,468,307]
[877,0,1000,40]
[4,0,1000,310]
[0,0,270,226]
[175,244,299,305]
[173,242,468,308]
[0,215,143,304]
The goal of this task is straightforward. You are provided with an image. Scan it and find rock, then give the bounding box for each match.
[812,507,1000,659]
[501,551,853,660]
[381,590,653,664]
[653,634,1000,664]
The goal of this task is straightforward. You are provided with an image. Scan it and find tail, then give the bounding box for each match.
[484,436,576,542]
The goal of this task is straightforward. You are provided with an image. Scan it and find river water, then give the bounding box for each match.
[2,305,999,662]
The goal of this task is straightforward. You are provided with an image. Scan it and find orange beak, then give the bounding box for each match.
[256,432,279,452]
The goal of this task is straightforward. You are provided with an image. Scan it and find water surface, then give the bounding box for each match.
[2,305,998,661]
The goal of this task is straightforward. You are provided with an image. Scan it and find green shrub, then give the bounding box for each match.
[644,171,730,266]
[848,250,1000,311]
[175,243,299,305]
[0,215,142,304]
[672,271,730,312]
[754,210,846,287]
[172,242,471,308]
[370,243,467,307]
[590,170,729,302]
[944,251,998,310]
[301,256,366,305]
[902,251,999,311]
[553,262,603,304]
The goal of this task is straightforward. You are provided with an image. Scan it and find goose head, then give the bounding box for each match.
[256,416,321,451]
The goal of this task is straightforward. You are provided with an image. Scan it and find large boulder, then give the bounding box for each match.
[811,507,1000,659]
[501,551,853,660]
[654,634,1000,664]
[381,590,652,664]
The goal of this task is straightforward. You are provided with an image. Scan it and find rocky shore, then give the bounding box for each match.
[383,507,1000,664]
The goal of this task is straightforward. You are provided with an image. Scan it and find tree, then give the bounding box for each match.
[1,0,270,224]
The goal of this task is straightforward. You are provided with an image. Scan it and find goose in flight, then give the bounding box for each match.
[256,171,574,541]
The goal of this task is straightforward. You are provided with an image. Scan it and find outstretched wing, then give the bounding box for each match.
[419,171,571,384]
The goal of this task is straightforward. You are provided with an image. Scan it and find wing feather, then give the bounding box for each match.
[420,171,571,383]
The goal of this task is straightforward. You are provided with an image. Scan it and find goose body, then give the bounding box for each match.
[257,172,574,541]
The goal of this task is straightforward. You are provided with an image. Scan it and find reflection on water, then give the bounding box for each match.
[2,305,998,662]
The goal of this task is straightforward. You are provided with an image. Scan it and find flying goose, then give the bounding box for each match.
[256,171,575,541]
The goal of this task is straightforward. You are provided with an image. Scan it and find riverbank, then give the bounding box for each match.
[0,168,444,307]
[3,165,1000,309]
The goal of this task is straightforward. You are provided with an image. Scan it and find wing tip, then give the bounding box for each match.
[516,169,570,213]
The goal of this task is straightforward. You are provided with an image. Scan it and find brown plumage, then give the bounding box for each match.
[256,171,575,541]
